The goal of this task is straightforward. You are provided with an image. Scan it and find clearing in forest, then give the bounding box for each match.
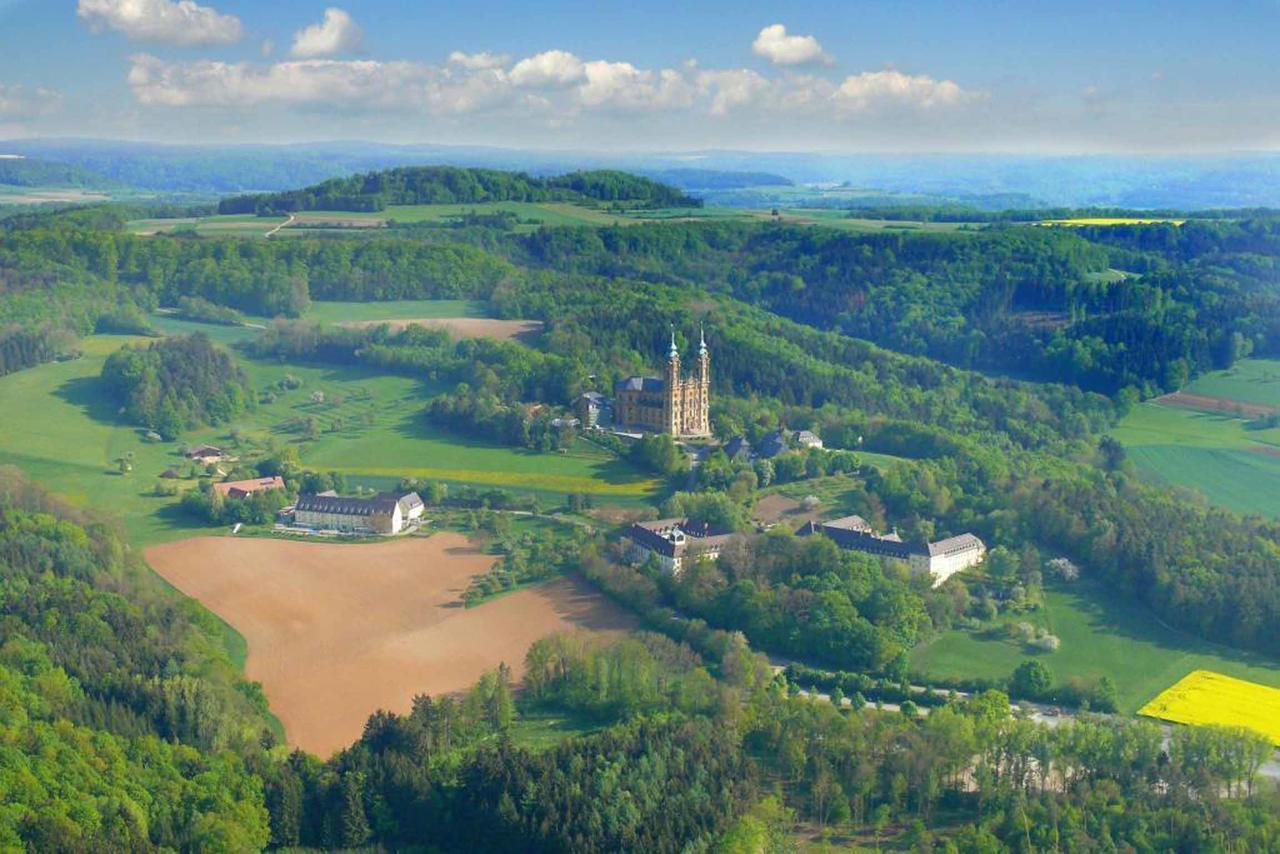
[1139,670,1280,745]
[145,532,638,757]
[337,316,543,342]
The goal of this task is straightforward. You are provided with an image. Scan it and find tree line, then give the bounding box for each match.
[218,166,700,215]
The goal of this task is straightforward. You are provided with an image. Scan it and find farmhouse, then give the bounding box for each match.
[614,328,711,438]
[184,444,227,465]
[804,515,986,587]
[294,491,424,535]
[625,517,735,575]
[213,476,285,500]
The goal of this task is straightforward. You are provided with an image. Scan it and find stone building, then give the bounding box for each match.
[294,491,424,535]
[625,517,735,575]
[614,327,711,437]
[803,515,986,587]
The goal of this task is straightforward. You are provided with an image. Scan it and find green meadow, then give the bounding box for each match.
[125,200,985,239]
[910,577,1280,714]
[0,329,657,546]
[1110,358,1280,518]
[1183,357,1280,409]
[303,298,488,324]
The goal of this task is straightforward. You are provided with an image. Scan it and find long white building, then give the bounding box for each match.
[804,515,986,587]
[293,491,423,535]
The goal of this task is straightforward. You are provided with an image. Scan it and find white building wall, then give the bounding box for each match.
[918,544,987,587]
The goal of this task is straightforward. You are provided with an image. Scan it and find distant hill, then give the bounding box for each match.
[637,168,792,190]
[8,139,1280,208]
[217,166,701,215]
[0,156,116,190]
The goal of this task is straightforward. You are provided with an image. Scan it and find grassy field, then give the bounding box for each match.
[0,332,657,545]
[910,578,1280,714]
[1183,358,1280,409]
[1110,359,1280,518]
[509,709,606,751]
[304,299,488,324]
[125,200,988,238]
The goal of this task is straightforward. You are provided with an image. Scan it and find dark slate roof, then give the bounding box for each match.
[297,491,419,517]
[927,533,985,557]
[628,518,736,559]
[724,436,752,458]
[616,375,665,393]
[756,430,789,459]
[822,514,872,532]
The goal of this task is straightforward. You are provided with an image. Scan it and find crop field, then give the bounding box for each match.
[910,578,1280,714]
[1110,364,1280,518]
[145,533,639,756]
[338,316,543,341]
[1038,217,1186,226]
[0,186,112,205]
[1139,671,1280,745]
[778,209,979,232]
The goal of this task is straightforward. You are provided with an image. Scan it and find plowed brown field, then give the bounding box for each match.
[145,533,635,756]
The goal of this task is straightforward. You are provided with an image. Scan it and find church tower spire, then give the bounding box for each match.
[664,325,681,435]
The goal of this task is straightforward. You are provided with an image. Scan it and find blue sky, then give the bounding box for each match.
[0,0,1276,152]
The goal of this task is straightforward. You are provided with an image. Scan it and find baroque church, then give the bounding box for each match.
[614,327,712,437]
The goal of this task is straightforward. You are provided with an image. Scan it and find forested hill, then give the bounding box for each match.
[0,157,116,189]
[218,166,701,215]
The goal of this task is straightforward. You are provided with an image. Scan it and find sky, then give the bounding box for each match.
[0,0,1277,153]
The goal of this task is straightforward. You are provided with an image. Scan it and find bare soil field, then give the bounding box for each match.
[1154,391,1278,419]
[339,316,544,342]
[753,493,821,529]
[145,533,636,756]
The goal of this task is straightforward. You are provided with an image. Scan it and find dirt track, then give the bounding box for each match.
[339,317,543,342]
[145,533,635,756]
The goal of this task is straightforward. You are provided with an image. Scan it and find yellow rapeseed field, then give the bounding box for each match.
[1038,217,1186,226]
[1139,670,1280,745]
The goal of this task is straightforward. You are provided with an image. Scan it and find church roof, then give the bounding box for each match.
[616,375,665,393]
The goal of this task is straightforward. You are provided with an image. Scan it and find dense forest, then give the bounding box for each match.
[101,333,254,438]
[0,470,274,849]
[217,166,700,214]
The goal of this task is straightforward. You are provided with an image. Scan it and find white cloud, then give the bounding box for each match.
[695,68,772,115]
[579,61,694,110]
[448,51,510,71]
[509,50,585,88]
[834,69,973,109]
[0,84,63,118]
[122,49,981,140]
[127,54,425,109]
[77,0,241,46]
[291,7,364,59]
[752,24,832,67]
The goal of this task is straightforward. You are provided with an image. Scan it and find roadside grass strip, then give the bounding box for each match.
[1138,670,1280,745]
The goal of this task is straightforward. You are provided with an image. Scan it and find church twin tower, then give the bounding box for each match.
[613,326,712,438]
[662,326,712,438]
